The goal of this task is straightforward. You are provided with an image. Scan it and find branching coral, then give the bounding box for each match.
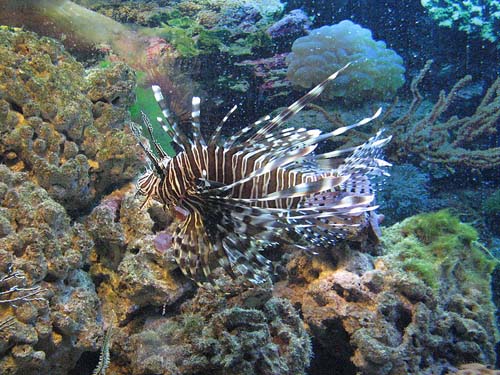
[421,0,500,43]
[388,60,500,171]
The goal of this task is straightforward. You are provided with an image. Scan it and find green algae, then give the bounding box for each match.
[401,209,478,245]
[383,210,497,292]
[483,189,500,216]
[129,72,176,157]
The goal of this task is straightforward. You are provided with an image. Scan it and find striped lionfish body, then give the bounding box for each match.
[132,64,391,285]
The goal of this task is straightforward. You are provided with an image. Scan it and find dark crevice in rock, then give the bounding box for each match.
[7,100,23,114]
[308,319,356,375]
[68,350,99,375]
[148,205,171,234]
[395,305,412,334]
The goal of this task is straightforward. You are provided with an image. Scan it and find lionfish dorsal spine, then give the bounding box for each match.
[152,85,191,150]
[190,96,206,146]
[130,114,163,174]
[223,114,271,148]
[141,111,168,159]
[243,62,352,145]
[209,104,238,147]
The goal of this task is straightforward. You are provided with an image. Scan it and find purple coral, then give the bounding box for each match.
[266,9,311,41]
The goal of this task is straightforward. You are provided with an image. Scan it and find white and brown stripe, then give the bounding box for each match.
[132,64,391,286]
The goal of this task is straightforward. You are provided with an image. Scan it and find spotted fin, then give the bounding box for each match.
[172,211,213,283]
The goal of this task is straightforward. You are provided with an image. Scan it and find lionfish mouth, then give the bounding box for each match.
[131,63,391,287]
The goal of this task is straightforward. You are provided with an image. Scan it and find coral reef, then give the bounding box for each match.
[266,9,311,42]
[0,5,498,375]
[74,1,168,27]
[387,60,500,172]
[483,189,500,235]
[286,20,405,102]
[85,189,193,323]
[236,53,291,98]
[120,283,311,375]
[274,211,498,374]
[83,189,311,375]
[447,363,500,374]
[0,28,142,213]
[421,0,500,43]
[0,165,99,375]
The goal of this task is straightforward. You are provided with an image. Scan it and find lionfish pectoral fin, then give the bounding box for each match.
[172,212,214,284]
[199,196,286,283]
[261,175,350,201]
[221,234,272,285]
[172,205,273,286]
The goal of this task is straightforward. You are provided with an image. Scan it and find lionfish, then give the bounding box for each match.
[132,64,391,285]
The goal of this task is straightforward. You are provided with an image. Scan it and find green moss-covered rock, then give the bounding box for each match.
[383,209,497,293]
[483,189,500,234]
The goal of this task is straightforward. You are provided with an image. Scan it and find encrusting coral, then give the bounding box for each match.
[125,283,311,375]
[0,165,100,375]
[421,0,500,43]
[274,210,498,374]
[85,189,193,323]
[0,27,143,213]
